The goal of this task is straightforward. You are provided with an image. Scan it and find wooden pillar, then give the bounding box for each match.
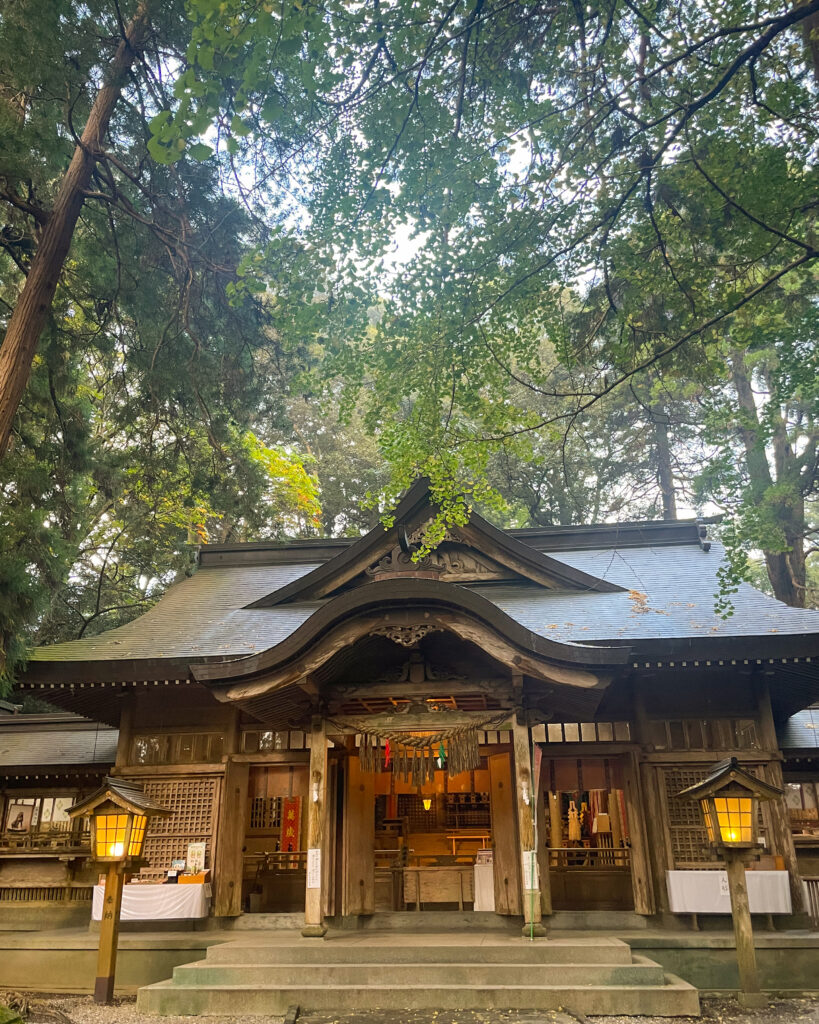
[623,752,656,916]
[512,717,545,936]
[114,695,134,767]
[488,752,521,915]
[725,851,765,1007]
[94,862,125,1003]
[534,761,552,916]
[639,763,674,913]
[223,706,241,755]
[342,752,375,917]
[212,757,249,917]
[302,715,329,937]
[763,759,805,915]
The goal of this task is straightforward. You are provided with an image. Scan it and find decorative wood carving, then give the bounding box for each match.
[368,624,444,647]
[365,542,511,583]
[372,651,466,685]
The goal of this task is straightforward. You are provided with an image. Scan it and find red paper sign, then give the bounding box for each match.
[281,796,301,852]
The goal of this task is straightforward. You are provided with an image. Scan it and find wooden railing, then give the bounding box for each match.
[548,846,631,869]
[0,824,90,855]
[0,882,93,903]
[803,877,819,928]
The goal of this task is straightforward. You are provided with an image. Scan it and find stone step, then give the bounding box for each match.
[227,913,304,931]
[204,937,635,966]
[344,911,523,932]
[137,975,700,1017]
[172,958,667,988]
[548,911,649,931]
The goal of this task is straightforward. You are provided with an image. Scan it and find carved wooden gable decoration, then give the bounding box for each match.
[366,528,515,584]
[247,479,621,609]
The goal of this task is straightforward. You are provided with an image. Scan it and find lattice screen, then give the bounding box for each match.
[663,765,766,867]
[249,796,282,831]
[133,777,220,870]
[663,767,712,867]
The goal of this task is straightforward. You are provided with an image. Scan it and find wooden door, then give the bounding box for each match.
[489,752,521,915]
[342,755,375,915]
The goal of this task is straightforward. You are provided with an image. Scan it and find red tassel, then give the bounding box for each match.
[384,738,391,768]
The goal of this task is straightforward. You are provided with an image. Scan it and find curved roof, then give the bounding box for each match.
[22,480,819,685]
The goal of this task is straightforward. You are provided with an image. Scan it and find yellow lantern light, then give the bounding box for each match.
[68,778,170,1005]
[69,778,169,864]
[422,797,432,812]
[679,757,781,852]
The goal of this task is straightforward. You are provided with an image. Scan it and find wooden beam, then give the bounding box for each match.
[327,679,511,701]
[302,716,329,937]
[330,711,513,733]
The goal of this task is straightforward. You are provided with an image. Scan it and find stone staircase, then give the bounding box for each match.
[137,931,700,1016]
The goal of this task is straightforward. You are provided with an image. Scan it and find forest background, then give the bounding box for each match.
[1,0,817,688]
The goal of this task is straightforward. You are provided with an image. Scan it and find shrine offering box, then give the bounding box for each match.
[179,869,210,884]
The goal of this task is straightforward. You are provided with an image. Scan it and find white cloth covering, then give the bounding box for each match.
[473,863,495,911]
[92,882,211,921]
[666,870,791,914]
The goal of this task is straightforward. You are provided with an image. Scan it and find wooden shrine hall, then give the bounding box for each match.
[16,479,819,935]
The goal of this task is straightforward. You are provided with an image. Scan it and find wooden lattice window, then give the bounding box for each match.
[133,777,220,870]
[664,767,711,867]
[130,733,224,765]
[249,796,282,831]
[664,765,766,867]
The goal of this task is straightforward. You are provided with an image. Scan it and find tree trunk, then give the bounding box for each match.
[730,350,806,607]
[0,3,150,457]
[652,407,677,520]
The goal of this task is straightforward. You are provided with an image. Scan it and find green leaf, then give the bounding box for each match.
[189,142,214,161]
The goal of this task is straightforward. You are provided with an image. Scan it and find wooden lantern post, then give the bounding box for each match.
[679,758,782,1008]
[68,778,170,1003]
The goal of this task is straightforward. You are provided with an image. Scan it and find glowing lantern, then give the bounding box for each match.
[68,778,170,1003]
[678,757,781,851]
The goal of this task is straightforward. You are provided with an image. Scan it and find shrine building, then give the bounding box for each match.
[10,479,819,936]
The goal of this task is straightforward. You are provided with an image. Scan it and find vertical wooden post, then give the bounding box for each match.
[212,757,249,917]
[488,752,521,915]
[114,695,134,768]
[302,715,328,937]
[623,752,657,916]
[342,753,375,917]
[725,851,766,1007]
[762,759,805,916]
[512,717,546,937]
[94,862,125,1003]
[534,764,552,916]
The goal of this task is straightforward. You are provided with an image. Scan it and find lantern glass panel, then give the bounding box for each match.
[128,814,147,857]
[714,796,753,843]
[95,812,130,859]
[702,800,716,843]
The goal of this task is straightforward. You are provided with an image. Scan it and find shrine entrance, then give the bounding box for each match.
[335,723,522,920]
[539,754,635,911]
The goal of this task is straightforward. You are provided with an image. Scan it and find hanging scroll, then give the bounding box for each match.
[328,712,511,782]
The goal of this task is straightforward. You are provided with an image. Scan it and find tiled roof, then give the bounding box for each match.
[0,714,118,769]
[28,539,819,666]
[778,708,819,751]
[480,543,819,642]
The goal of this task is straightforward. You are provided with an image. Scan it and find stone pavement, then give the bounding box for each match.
[16,994,819,1024]
[295,999,819,1024]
